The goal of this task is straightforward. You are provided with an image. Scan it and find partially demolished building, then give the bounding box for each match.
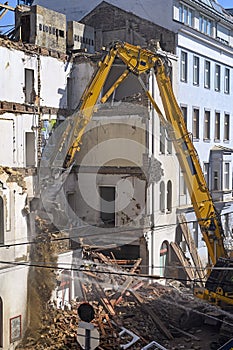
[1,0,233,348]
[0,3,179,348]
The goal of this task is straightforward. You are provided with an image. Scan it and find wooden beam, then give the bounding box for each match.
[0,2,15,11]
[178,214,206,286]
[170,242,196,281]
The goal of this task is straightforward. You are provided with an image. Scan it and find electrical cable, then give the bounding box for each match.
[1,259,233,288]
[0,206,233,249]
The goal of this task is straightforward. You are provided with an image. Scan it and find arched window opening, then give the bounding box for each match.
[160,241,169,277]
[159,181,165,213]
[0,197,4,245]
[167,180,172,213]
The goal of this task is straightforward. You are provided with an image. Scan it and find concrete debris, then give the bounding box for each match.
[0,36,68,61]
[16,249,233,350]
[0,166,27,191]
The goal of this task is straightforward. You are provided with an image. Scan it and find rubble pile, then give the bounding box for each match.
[17,251,233,350]
[23,217,69,340]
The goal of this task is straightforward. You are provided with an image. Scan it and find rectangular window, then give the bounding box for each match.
[203,163,209,186]
[199,15,212,35]
[160,123,165,154]
[25,132,35,167]
[224,113,230,141]
[99,186,115,227]
[193,56,199,85]
[192,108,199,139]
[181,51,187,82]
[204,110,210,140]
[213,171,219,190]
[215,64,221,91]
[179,3,194,26]
[214,112,220,140]
[167,130,172,154]
[224,163,230,190]
[24,68,35,104]
[180,170,187,195]
[181,106,187,125]
[204,60,210,88]
[216,24,230,44]
[21,15,30,42]
[59,30,64,38]
[224,68,230,94]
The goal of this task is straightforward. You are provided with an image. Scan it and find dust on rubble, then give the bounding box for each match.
[16,249,233,350]
[18,216,70,343]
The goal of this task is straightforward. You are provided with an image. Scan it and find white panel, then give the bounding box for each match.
[0,119,14,166]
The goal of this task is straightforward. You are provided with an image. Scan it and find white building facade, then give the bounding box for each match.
[0,31,73,347]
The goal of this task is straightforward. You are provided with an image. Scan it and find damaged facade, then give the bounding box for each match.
[33,0,233,269]
[78,0,233,271]
[1,0,233,348]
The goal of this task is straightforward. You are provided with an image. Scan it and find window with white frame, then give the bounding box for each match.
[215,64,221,91]
[204,110,210,140]
[214,112,220,140]
[224,163,230,190]
[193,56,199,85]
[224,113,230,141]
[204,60,210,88]
[224,68,230,94]
[180,170,187,195]
[199,14,212,35]
[179,3,194,26]
[193,108,199,139]
[181,51,187,82]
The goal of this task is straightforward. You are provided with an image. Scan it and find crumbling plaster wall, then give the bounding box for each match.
[66,171,146,228]
[74,114,147,167]
[66,60,95,110]
[39,55,71,109]
[0,113,38,168]
[0,170,28,262]
[0,44,72,109]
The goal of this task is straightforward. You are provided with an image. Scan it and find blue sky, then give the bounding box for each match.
[0,0,233,34]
